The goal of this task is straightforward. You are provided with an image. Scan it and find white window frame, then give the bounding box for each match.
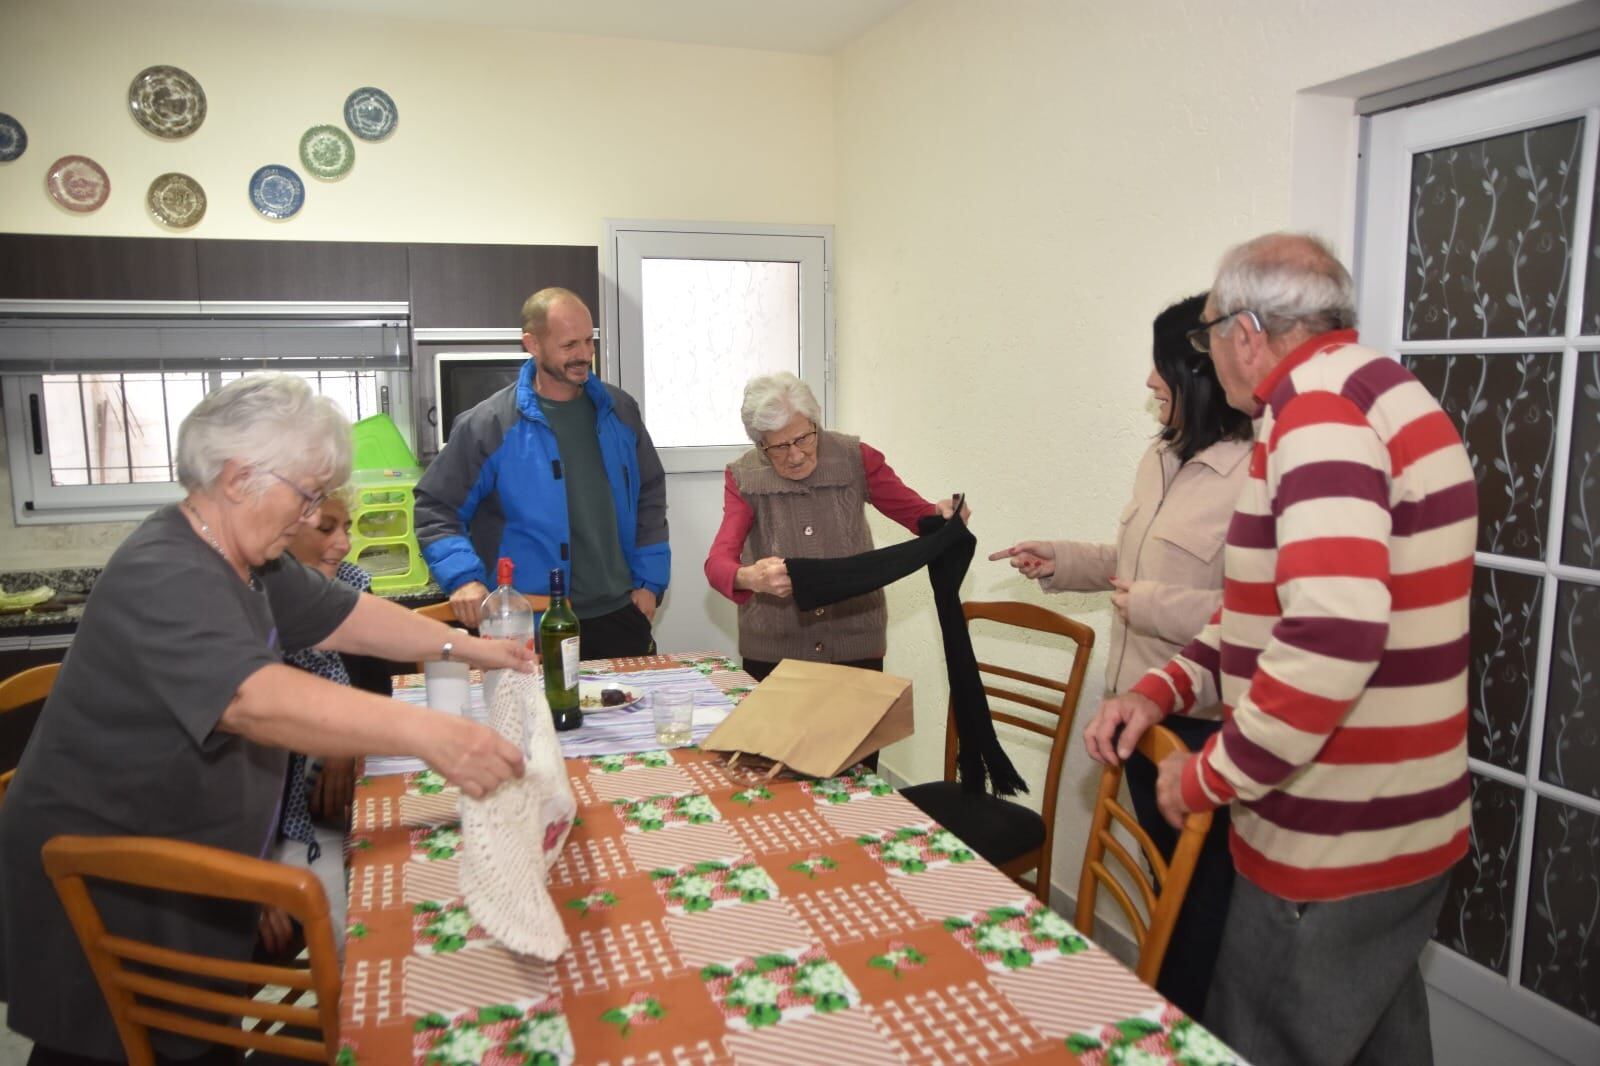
[3,368,414,525]
[602,220,833,474]
[1358,56,1600,1065]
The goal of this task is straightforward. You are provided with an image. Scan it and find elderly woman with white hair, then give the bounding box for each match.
[704,372,965,682]
[0,374,530,1065]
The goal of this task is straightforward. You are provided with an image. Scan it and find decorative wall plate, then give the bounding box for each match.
[343,86,397,141]
[46,155,110,213]
[0,113,26,163]
[147,172,206,228]
[248,164,305,220]
[128,65,207,139]
[300,124,355,179]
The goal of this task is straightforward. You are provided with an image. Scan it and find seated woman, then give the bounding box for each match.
[704,372,964,682]
[0,375,531,1065]
[991,292,1251,1018]
[259,487,388,960]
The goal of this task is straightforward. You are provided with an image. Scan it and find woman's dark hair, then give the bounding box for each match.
[1153,292,1253,462]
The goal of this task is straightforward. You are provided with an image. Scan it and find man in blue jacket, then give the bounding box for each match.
[415,287,669,657]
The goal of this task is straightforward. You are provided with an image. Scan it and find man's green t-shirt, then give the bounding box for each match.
[537,392,634,618]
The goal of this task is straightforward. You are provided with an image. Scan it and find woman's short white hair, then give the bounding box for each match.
[176,374,352,493]
[1212,232,1357,338]
[740,372,821,445]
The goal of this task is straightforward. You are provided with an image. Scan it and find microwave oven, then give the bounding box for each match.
[433,352,527,448]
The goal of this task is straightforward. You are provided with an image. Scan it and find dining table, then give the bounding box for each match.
[336,651,1242,1065]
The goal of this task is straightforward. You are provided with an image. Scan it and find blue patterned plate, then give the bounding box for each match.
[343,86,397,141]
[248,164,305,220]
[0,113,26,163]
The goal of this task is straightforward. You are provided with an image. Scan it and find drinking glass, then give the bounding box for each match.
[651,688,694,747]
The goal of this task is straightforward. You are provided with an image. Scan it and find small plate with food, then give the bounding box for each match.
[578,681,643,713]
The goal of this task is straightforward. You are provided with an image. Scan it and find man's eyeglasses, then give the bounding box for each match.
[760,426,820,460]
[1187,309,1263,354]
[268,470,326,518]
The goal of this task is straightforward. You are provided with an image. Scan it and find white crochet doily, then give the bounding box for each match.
[459,670,576,959]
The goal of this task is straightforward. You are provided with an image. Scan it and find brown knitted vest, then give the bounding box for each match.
[729,430,887,663]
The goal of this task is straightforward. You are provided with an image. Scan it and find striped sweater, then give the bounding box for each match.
[1131,330,1476,902]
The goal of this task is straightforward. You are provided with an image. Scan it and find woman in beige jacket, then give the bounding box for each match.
[992,292,1250,1017]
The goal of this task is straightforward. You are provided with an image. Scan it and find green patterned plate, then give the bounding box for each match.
[299,125,354,180]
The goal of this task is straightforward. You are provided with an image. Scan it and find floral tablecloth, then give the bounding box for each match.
[338,653,1241,1065]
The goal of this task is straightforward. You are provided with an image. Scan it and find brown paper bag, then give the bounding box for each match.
[702,659,914,778]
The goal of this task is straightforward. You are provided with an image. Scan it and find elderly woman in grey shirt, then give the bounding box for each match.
[0,375,530,1065]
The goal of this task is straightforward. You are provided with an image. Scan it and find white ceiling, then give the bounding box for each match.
[215,0,913,55]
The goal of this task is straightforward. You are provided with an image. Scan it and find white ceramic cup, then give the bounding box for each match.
[423,659,471,716]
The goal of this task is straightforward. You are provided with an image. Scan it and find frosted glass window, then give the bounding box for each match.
[639,258,800,448]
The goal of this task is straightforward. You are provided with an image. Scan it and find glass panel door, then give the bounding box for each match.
[1360,56,1600,1049]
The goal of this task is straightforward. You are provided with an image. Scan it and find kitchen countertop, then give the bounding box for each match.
[0,567,443,633]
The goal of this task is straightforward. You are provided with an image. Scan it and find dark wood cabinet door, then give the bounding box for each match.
[195,239,409,303]
[407,243,599,329]
[0,234,199,301]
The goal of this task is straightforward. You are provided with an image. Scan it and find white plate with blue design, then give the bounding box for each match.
[0,113,26,162]
[248,164,305,220]
[343,87,397,142]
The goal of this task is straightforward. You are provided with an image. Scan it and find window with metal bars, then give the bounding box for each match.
[3,368,407,522]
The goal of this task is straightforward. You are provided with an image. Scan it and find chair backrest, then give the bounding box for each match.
[41,835,342,1065]
[0,662,60,805]
[413,595,552,626]
[411,595,553,671]
[412,600,459,624]
[1074,724,1215,986]
[939,600,1095,854]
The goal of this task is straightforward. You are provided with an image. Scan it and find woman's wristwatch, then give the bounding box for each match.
[441,641,454,662]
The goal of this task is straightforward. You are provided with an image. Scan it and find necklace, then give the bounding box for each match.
[181,499,259,591]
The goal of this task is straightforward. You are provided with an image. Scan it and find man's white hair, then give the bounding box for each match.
[740,372,821,445]
[176,374,352,493]
[1212,232,1357,338]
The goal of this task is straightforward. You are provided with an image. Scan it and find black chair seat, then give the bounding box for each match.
[900,780,1044,867]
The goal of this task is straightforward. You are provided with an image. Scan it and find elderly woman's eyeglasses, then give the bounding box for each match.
[1187,309,1263,354]
[268,471,326,518]
[760,427,819,460]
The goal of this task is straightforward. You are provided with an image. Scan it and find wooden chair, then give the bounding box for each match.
[410,596,550,672]
[412,600,459,624]
[0,662,60,805]
[41,834,342,1065]
[1075,724,1214,986]
[901,600,1094,902]
[413,595,551,626]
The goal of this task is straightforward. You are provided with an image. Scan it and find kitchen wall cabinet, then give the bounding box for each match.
[0,235,598,321]
[0,234,199,302]
[195,239,410,304]
[407,243,599,330]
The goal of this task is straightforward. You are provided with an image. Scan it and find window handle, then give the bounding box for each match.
[28,393,44,455]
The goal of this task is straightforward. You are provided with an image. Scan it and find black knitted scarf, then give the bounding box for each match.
[784,500,1027,796]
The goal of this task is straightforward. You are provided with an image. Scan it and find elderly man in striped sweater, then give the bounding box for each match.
[1085,233,1475,1066]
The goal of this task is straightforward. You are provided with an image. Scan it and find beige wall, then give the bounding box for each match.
[0,0,834,565]
[832,0,1570,902]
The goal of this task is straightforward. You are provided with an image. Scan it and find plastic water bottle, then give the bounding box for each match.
[479,557,534,712]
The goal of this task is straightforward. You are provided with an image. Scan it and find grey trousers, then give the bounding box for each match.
[1206,872,1449,1066]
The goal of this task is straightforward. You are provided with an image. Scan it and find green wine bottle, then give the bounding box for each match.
[541,568,582,731]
